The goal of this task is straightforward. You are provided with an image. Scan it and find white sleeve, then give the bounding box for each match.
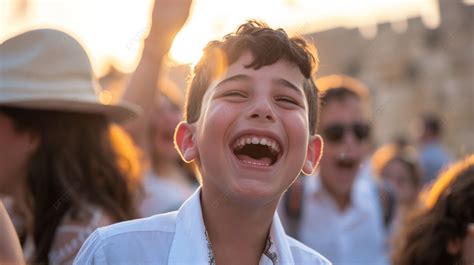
[73,229,108,265]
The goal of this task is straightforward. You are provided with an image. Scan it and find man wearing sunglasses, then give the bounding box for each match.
[281,75,388,265]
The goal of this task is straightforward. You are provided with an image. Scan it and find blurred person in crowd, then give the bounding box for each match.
[0,29,141,264]
[114,0,196,216]
[418,113,451,185]
[96,54,197,216]
[140,78,197,216]
[120,0,191,164]
[372,143,423,244]
[75,9,331,265]
[281,75,389,265]
[392,154,474,265]
[0,200,25,265]
[98,64,197,216]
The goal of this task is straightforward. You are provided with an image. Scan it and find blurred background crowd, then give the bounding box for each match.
[0,0,473,264]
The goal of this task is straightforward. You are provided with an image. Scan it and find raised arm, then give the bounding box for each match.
[123,0,192,158]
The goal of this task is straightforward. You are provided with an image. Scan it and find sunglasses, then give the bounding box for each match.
[321,122,370,143]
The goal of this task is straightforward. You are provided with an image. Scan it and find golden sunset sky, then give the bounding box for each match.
[1,0,450,75]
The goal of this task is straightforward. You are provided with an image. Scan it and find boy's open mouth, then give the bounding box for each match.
[231,135,281,166]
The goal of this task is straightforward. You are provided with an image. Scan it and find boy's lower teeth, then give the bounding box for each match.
[237,154,272,166]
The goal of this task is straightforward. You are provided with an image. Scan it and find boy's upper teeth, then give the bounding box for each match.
[233,135,280,153]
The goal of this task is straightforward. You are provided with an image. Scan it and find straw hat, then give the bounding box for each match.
[0,28,141,122]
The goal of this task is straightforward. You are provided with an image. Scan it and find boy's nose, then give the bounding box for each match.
[249,112,274,121]
[247,98,275,122]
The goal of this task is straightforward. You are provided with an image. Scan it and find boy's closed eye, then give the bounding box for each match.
[272,79,305,109]
[224,91,248,98]
[218,89,249,103]
[275,95,302,108]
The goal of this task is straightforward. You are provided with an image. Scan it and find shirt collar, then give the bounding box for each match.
[269,210,294,264]
[168,187,209,264]
[205,229,280,265]
[168,187,293,265]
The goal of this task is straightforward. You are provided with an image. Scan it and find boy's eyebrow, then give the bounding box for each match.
[273,78,303,95]
[215,74,251,88]
[215,74,303,96]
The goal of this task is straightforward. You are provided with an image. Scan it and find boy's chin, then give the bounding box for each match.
[226,181,282,207]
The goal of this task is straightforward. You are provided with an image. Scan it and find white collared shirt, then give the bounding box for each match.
[74,188,331,265]
[283,175,389,265]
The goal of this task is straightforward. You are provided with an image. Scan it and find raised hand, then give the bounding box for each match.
[123,0,193,162]
[147,0,193,53]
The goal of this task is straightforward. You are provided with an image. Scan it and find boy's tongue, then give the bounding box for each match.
[236,154,272,165]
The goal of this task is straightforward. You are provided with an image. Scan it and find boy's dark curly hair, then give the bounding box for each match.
[185,20,320,134]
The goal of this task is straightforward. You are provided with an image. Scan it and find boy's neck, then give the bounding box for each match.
[200,185,278,265]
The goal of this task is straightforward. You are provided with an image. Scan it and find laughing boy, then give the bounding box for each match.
[74,20,329,265]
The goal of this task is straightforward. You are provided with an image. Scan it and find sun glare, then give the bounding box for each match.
[1,0,440,72]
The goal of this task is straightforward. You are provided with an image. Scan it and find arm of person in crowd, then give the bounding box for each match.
[0,200,25,265]
[122,0,192,159]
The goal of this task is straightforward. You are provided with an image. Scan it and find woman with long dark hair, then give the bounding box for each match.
[392,154,474,265]
[0,29,141,264]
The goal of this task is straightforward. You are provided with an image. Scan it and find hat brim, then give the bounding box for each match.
[0,99,142,123]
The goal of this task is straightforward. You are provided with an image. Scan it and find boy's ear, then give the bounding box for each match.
[301,134,324,176]
[174,121,198,163]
